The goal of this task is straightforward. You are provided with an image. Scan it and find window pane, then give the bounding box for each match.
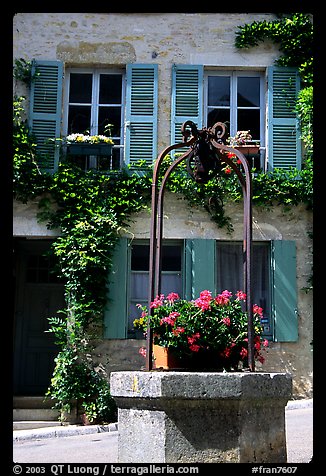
[69,74,92,103]
[237,77,260,107]
[216,242,271,336]
[129,243,183,335]
[216,243,242,293]
[68,105,91,134]
[208,76,230,106]
[99,74,122,104]
[98,106,121,137]
[237,109,260,141]
[161,273,182,296]
[131,244,149,271]
[161,246,181,271]
[207,108,230,129]
[131,273,149,300]
[131,244,182,272]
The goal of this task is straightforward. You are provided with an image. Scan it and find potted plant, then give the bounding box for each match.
[226,130,260,156]
[134,290,268,371]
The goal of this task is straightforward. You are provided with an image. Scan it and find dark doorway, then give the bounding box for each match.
[13,239,65,395]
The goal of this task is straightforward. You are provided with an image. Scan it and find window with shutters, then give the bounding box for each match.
[171,65,301,171]
[106,237,297,342]
[63,68,125,171]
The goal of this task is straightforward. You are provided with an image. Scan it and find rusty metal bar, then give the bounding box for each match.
[146,140,195,371]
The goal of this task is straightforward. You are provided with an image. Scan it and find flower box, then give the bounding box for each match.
[234,144,260,156]
[67,143,113,156]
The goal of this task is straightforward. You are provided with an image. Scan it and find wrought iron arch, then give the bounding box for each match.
[146,121,254,371]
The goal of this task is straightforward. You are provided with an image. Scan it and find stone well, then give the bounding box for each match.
[110,371,292,463]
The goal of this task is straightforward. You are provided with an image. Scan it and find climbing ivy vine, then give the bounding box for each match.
[13,13,313,423]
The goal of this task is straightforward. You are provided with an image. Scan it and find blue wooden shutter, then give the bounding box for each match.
[272,240,298,342]
[267,66,301,170]
[184,239,216,300]
[171,65,203,150]
[104,238,129,339]
[29,60,63,173]
[125,64,158,167]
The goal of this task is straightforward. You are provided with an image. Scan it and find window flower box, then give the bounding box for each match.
[234,144,260,157]
[67,143,113,156]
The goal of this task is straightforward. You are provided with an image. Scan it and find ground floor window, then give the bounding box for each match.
[128,241,183,337]
[106,237,297,342]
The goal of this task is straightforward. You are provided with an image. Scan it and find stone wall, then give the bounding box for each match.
[92,192,313,400]
[13,13,313,398]
[13,12,280,150]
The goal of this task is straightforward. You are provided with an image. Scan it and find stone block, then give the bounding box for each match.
[110,371,292,463]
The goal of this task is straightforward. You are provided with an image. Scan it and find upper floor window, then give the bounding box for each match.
[205,71,264,144]
[64,69,125,171]
[205,71,265,170]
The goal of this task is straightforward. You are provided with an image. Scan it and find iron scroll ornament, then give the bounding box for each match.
[146,121,254,371]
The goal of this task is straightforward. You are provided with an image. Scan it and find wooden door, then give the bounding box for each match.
[13,240,65,395]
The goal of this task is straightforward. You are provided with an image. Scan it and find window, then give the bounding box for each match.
[64,69,125,171]
[128,241,183,337]
[205,71,265,169]
[216,241,272,337]
[106,237,297,342]
[205,71,264,141]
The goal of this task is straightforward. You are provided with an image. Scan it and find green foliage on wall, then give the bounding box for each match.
[235,13,313,85]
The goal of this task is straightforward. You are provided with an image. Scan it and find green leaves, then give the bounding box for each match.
[235,13,313,85]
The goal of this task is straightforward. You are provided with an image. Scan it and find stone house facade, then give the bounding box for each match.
[13,13,313,400]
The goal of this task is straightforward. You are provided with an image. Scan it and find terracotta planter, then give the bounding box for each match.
[153,344,241,371]
[234,145,260,156]
[153,345,182,370]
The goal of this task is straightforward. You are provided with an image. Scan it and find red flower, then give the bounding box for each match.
[150,294,164,308]
[222,317,231,326]
[172,326,185,336]
[167,292,180,303]
[215,290,232,305]
[240,347,248,359]
[227,152,236,159]
[194,290,212,311]
[224,167,232,174]
[160,311,180,326]
[236,290,246,301]
[253,304,264,317]
[187,333,200,345]
[189,344,201,352]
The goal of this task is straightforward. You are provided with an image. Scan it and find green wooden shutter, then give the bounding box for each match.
[104,238,129,339]
[267,66,301,170]
[184,239,216,300]
[29,60,63,173]
[272,240,298,342]
[125,64,158,167]
[171,65,203,151]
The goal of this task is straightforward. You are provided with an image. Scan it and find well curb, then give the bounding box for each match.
[13,399,312,442]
